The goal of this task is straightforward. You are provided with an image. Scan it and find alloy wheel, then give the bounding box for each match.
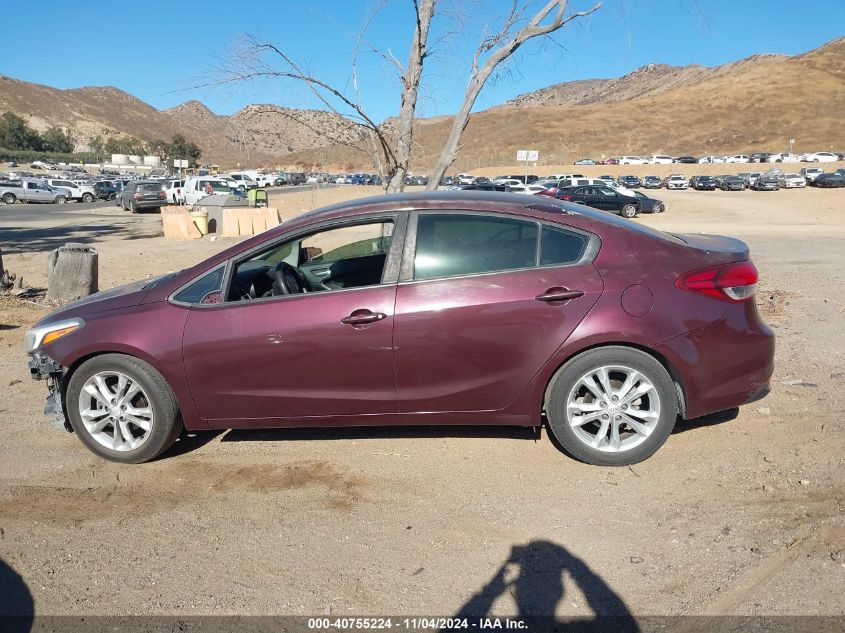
[566,365,661,453]
[77,371,154,451]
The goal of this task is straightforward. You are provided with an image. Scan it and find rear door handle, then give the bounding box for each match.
[341,310,387,325]
[535,288,585,302]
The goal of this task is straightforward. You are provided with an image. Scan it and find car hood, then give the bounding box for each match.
[34,273,174,326]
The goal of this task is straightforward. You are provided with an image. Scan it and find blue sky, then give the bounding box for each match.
[1,1,842,122]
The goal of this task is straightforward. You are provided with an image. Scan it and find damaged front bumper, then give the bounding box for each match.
[27,351,71,430]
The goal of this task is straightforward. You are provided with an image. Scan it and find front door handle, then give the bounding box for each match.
[341,309,387,326]
[535,288,585,302]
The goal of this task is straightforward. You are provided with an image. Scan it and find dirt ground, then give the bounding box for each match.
[0,183,843,618]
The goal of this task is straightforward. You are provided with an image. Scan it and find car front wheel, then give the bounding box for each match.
[545,346,678,466]
[66,354,182,464]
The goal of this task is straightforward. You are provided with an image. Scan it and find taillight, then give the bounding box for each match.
[133,192,142,200]
[159,191,166,199]
[560,194,572,201]
[677,261,758,302]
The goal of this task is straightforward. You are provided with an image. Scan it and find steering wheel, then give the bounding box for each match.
[273,262,309,295]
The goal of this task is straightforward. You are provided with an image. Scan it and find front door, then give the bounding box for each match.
[181,216,404,422]
[393,212,603,414]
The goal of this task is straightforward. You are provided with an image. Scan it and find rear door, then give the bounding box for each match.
[393,211,603,414]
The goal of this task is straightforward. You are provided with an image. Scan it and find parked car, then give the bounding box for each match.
[800,152,838,163]
[811,173,845,188]
[698,156,725,164]
[119,181,166,213]
[573,159,598,165]
[751,175,780,191]
[649,155,674,165]
[724,155,750,163]
[227,173,258,189]
[618,175,641,188]
[720,176,745,191]
[43,178,97,203]
[632,191,665,213]
[799,167,824,183]
[162,179,186,205]
[748,153,773,163]
[459,183,508,192]
[0,178,70,204]
[93,181,119,200]
[556,185,640,218]
[642,176,663,189]
[690,176,717,191]
[497,174,539,184]
[602,158,620,165]
[24,191,774,466]
[664,174,689,190]
[538,178,636,198]
[782,173,807,188]
[768,153,799,163]
[253,174,276,188]
[743,172,763,188]
[182,177,234,206]
[673,156,698,164]
[619,156,647,165]
[507,184,548,195]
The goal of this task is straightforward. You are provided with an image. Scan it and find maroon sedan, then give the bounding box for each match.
[25,191,774,466]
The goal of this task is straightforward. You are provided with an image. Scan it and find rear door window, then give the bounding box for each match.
[413,214,538,281]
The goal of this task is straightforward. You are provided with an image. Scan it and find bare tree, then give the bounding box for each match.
[427,0,602,188]
[209,1,435,192]
[208,0,600,192]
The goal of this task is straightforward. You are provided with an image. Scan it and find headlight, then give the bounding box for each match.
[24,317,85,353]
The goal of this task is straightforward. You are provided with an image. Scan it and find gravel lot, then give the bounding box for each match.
[0,185,843,618]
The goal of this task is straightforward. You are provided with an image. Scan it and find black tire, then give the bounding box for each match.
[82,193,94,203]
[2,193,16,205]
[652,203,664,213]
[55,195,67,204]
[109,193,116,200]
[621,203,638,218]
[129,200,137,214]
[545,346,679,466]
[65,354,183,464]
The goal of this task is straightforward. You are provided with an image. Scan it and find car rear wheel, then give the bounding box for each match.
[621,203,638,218]
[545,346,678,466]
[2,193,16,205]
[82,193,94,203]
[66,354,182,464]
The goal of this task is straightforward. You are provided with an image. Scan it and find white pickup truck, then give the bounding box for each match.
[182,177,235,206]
[43,178,97,202]
[1,178,71,204]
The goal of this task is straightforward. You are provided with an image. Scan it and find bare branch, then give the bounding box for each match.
[428,0,602,187]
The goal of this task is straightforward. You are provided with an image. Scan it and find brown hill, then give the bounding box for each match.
[284,37,845,171]
[1,37,843,170]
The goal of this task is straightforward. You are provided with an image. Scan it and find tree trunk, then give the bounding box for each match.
[385,0,436,193]
[46,244,98,303]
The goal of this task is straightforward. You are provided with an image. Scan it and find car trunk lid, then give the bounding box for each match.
[673,233,750,265]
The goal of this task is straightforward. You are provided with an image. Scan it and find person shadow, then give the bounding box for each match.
[455,540,638,632]
[0,557,34,633]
